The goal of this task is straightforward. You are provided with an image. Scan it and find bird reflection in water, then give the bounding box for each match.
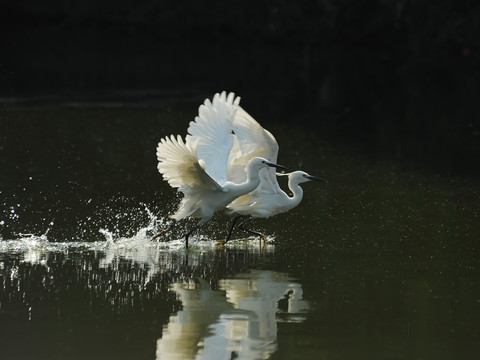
[156,270,309,360]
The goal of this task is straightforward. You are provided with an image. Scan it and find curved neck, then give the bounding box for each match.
[229,166,262,195]
[286,178,304,208]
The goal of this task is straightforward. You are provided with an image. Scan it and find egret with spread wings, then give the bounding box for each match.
[202,92,326,244]
[155,93,286,248]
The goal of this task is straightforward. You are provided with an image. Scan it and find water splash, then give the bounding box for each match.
[0,204,274,272]
[99,228,114,245]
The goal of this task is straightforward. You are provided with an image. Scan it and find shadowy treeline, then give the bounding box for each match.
[0,0,479,175]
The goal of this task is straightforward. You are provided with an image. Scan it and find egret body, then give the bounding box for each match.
[226,170,326,242]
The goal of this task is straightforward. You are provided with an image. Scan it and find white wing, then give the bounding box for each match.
[156,135,223,194]
[228,106,281,195]
[187,92,239,185]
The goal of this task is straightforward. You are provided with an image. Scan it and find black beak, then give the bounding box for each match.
[265,161,288,172]
[306,175,328,183]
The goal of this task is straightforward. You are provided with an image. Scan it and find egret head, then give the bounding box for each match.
[248,157,287,172]
[280,171,327,185]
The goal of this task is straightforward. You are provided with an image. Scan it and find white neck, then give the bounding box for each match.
[285,177,304,208]
[227,164,262,196]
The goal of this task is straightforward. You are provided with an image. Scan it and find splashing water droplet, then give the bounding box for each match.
[99,229,114,245]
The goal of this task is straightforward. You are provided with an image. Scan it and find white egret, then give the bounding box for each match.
[187,92,326,244]
[155,93,287,248]
[225,170,326,243]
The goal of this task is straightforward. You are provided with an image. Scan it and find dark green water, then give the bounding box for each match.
[1,104,479,359]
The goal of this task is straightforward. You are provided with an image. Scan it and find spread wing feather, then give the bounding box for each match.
[228,106,281,196]
[156,135,222,194]
[187,92,238,185]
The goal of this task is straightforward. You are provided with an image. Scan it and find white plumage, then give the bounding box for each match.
[155,92,286,248]
[187,92,326,243]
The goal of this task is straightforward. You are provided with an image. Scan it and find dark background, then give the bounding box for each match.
[0,0,479,175]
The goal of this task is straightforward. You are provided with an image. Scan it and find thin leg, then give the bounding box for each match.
[184,223,200,249]
[238,217,268,244]
[224,215,250,244]
[151,220,177,240]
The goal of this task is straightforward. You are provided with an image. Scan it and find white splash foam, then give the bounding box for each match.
[0,204,275,274]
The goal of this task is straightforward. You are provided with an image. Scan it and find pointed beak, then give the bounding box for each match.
[306,175,328,183]
[264,161,288,172]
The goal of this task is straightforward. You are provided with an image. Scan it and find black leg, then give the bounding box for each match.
[184,224,200,249]
[224,215,250,244]
[238,217,268,244]
[151,219,177,240]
